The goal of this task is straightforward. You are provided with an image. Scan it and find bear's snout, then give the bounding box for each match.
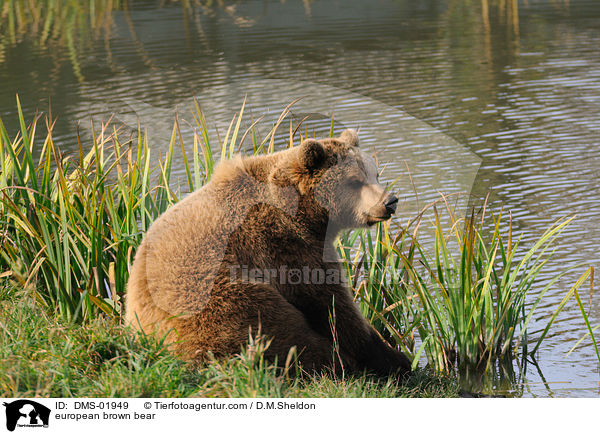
[383,195,398,215]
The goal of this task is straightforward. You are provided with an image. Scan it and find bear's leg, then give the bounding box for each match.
[283,283,412,378]
[193,282,357,374]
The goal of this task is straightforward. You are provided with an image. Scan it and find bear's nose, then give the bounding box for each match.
[384,195,398,214]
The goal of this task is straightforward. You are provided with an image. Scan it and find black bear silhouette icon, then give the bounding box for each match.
[3,400,51,431]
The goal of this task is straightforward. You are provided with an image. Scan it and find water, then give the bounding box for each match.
[1,0,599,396]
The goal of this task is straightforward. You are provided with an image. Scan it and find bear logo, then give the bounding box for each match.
[3,400,51,432]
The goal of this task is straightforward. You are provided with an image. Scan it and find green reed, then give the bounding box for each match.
[338,202,598,372]
[0,97,176,321]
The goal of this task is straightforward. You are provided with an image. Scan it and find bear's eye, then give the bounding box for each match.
[348,178,363,189]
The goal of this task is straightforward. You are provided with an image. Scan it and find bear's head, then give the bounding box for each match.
[269,129,398,231]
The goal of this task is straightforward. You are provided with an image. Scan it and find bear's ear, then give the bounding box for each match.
[299,138,326,172]
[339,129,359,147]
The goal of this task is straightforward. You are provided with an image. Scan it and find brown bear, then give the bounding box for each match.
[125,129,411,378]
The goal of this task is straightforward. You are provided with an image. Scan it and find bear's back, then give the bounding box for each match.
[125,157,285,331]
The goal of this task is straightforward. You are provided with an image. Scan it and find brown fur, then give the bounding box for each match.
[125,130,411,377]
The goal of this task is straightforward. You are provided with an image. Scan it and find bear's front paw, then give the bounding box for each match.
[357,331,412,378]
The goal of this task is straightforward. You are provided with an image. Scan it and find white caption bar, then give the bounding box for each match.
[0,398,598,433]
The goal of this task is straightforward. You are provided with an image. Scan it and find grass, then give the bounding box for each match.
[0,97,598,396]
[0,286,458,398]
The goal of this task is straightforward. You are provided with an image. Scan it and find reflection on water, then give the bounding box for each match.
[1,0,599,396]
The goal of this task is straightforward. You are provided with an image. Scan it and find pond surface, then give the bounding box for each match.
[1,0,599,396]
